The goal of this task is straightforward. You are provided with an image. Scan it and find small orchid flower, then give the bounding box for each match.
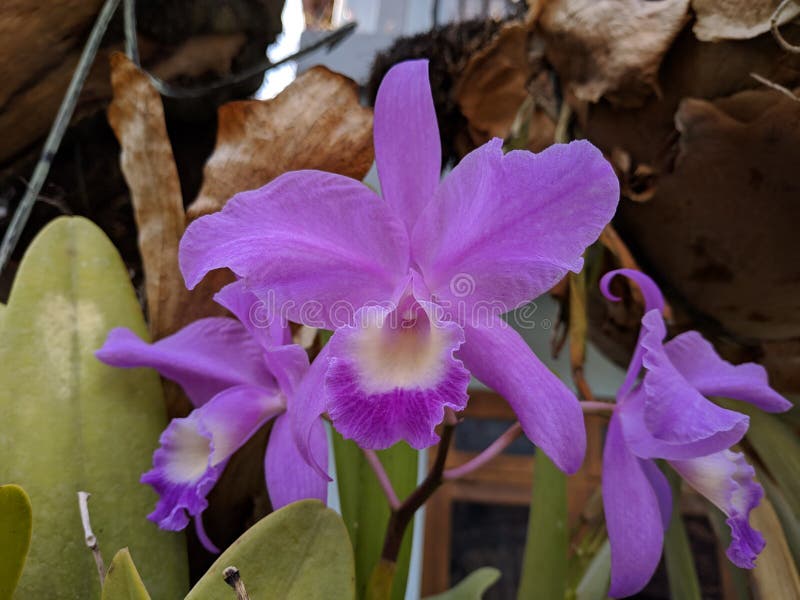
[178,59,620,474]
[599,269,791,598]
[95,280,327,551]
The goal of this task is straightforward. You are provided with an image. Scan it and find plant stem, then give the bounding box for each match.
[363,448,401,509]
[77,491,106,586]
[579,401,614,414]
[378,423,455,581]
[0,0,120,274]
[444,422,522,480]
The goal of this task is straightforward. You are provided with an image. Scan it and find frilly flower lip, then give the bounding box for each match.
[96,281,328,550]
[671,450,765,569]
[599,269,790,598]
[325,284,470,450]
[179,59,622,473]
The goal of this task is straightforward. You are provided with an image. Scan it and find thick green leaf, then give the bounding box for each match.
[0,484,32,598]
[333,431,418,600]
[0,217,187,598]
[721,399,800,515]
[187,500,355,599]
[101,549,151,600]
[518,453,568,600]
[574,540,610,600]
[424,567,501,600]
[663,471,701,600]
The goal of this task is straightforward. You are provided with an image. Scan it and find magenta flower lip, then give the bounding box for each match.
[599,269,791,598]
[179,59,621,473]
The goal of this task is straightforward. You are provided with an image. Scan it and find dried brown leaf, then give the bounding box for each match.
[187,66,374,219]
[108,53,189,341]
[750,494,800,598]
[454,23,537,145]
[692,0,800,42]
[537,0,691,106]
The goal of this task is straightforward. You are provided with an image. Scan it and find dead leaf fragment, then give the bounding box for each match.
[187,66,374,219]
[537,0,691,106]
[108,53,189,341]
[750,494,800,598]
[454,22,536,145]
[692,0,800,42]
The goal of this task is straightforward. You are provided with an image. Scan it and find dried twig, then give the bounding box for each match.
[78,492,106,586]
[149,22,357,99]
[123,0,140,65]
[750,72,800,102]
[0,0,120,275]
[771,0,800,54]
[223,567,250,600]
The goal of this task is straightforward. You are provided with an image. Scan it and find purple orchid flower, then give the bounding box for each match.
[178,59,620,475]
[95,280,327,552]
[599,269,791,598]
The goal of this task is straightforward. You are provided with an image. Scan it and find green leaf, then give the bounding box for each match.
[518,452,568,600]
[721,400,800,515]
[333,431,418,600]
[574,540,610,600]
[0,217,188,599]
[101,549,151,600]
[663,471,701,600]
[0,484,32,598]
[186,500,355,599]
[424,567,501,600]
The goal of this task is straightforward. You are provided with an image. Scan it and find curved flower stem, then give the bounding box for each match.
[362,448,401,510]
[368,423,456,599]
[580,400,615,414]
[443,422,523,480]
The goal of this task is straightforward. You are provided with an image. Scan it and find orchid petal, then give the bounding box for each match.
[374,59,441,231]
[290,343,333,479]
[639,310,749,449]
[412,139,618,316]
[141,384,284,530]
[600,269,665,314]
[265,414,328,509]
[214,279,289,348]
[180,170,410,329]
[326,299,469,449]
[664,331,791,413]
[641,459,673,531]
[214,280,310,394]
[457,317,586,474]
[620,386,748,460]
[671,450,765,568]
[96,319,275,407]
[603,414,664,598]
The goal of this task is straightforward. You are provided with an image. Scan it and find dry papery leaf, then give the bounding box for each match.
[188,66,374,219]
[536,0,691,107]
[108,53,189,342]
[596,88,800,393]
[691,0,800,42]
[454,22,539,146]
[750,494,800,597]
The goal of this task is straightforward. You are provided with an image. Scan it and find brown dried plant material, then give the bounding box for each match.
[454,23,535,146]
[692,0,800,42]
[187,66,374,219]
[537,0,691,106]
[750,495,800,596]
[108,53,189,341]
